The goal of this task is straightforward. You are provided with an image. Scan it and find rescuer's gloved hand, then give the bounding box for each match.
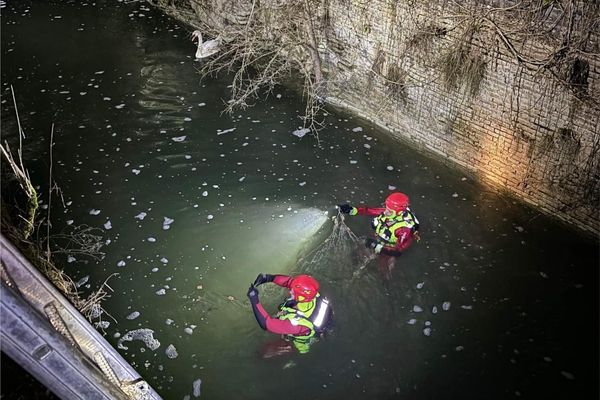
[247,284,259,305]
[365,238,383,254]
[253,273,275,287]
[338,204,353,214]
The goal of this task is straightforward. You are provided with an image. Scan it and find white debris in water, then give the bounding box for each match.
[423,327,431,336]
[147,237,157,243]
[192,379,202,397]
[163,217,174,230]
[539,271,548,279]
[115,104,126,109]
[407,319,417,325]
[292,128,310,138]
[442,301,451,311]
[126,311,140,320]
[135,212,147,220]
[104,220,112,230]
[461,305,473,310]
[216,128,236,135]
[352,127,363,132]
[66,219,74,225]
[160,257,168,264]
[416,282,424,289]
[117,260,126,267]
[67,256,76,263]
[132,169,141,175]
[515,225,525,232]
[165,319,174,325]
[207,215,214,220]
[560,371,575,380]
[76,276,89,287]
[363,144,371,149]
[452,193,459,198]
[388,185,396,190]
[202,191,208,197]
[152,267,159,272]
[172,136,187,142]
[349,160,357,164]
[386,165,394,171]
[412,305,423,313]
[184,327,194,335]
[96,321,110,329]
[165,344,178,359]
[432,306,438,314]
[117,328,160,351]
[89,209,101,215]
[156,288,166,296]
[455,346,464,351]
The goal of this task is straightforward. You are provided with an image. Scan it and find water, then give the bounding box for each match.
[1,1,598,399]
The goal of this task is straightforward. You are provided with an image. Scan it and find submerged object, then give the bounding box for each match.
[191,30,221,59]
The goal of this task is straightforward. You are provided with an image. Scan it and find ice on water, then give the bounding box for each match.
[117,328,160,351]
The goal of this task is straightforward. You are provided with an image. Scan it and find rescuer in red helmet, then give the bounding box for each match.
[338,192,420,276]
[247,273,333,356]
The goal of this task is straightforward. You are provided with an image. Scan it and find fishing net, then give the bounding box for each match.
[297,211,375,280]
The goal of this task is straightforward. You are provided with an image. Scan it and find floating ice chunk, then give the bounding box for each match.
[117,260,126,267]
[165,344,178,359]
[132,169,141,175]
[299,182,306,186]
[104,220,112,230]
[416,282,424,289]
[184,117,192,122]
[349,160,357,164]
[388,185,396,190]
[217,128,236,135]
[539,271,548,279]
[95,70,105,75]
[515,226,524,232]
[147,237,157,243]
[560,371,575,380]
[352,127,363,132]
[76,276,89,287]
[386,165,394,171]
[135,212,147,220]
[432,306,438,314]
[363,144,371,149]
[461,305,473,310]
[156,288,166,295]
[67,256,76,263]
[192,379,202,397]
[126,311,140,320]
[172,136,187,142]
[292,128,310,138]
[452,193,459,198]
[413,305,423,313]
[202,191,208,197]
[207,215,214,220]
[66,219,74,225]
[407,318,417,325]
[160,257,168,264]
[163,216,174,230]
[96,321,110,329]
[117,328,160,351]
[165,319,174,325]
[89,209,101,215]
[423,327,431,336]
[184,327,194,335]
[115,104,126,109]
[455,345,464,351]
[239,176,246,182]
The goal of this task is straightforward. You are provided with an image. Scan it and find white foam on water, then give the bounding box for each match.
[117,328,160,351]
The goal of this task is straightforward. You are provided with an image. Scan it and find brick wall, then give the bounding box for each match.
[152,0,599,235]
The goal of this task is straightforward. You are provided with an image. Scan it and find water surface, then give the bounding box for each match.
[1,1,598,399]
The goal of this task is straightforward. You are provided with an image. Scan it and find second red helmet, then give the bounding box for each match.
[385,192,409,212]
[290,274,319,302]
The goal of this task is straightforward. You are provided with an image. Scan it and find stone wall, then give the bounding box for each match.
[151,0,600,236]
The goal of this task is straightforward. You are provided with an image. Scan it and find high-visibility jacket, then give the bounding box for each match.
[277,294,331,353]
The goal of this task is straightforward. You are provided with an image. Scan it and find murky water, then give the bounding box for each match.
[2,1,598,399]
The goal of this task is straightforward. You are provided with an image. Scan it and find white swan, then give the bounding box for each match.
[191,30,221,59]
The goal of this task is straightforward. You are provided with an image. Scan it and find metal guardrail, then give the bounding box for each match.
[0,234,163,400]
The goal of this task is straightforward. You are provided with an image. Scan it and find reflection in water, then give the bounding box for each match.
[1,1,597,400]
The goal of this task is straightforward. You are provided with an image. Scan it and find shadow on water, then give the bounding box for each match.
[1,1,598,400]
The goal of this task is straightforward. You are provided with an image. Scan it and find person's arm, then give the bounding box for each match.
[353,206,385,217]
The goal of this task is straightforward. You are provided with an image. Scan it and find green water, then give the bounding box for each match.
[1,1,598,399]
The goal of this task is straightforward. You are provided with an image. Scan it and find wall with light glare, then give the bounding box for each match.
[152,0,600,236]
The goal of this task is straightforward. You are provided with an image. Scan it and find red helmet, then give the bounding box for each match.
[290,275,319,302]
[385,192,409,212]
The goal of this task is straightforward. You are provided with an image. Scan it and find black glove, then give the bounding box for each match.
[365,238,378,249]
[247,284,259,305]
[338,204,353,214]
[253,273,274,287]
